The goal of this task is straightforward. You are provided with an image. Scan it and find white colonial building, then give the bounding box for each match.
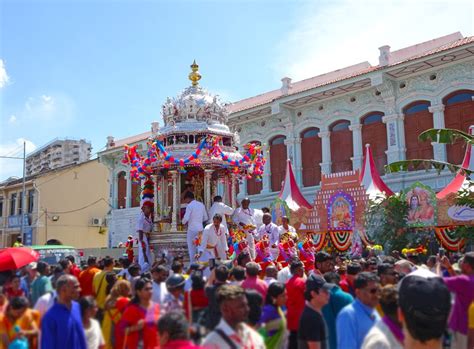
[227,32,474,208]
[99,32,474,245]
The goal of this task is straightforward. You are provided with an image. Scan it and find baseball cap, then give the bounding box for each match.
[398,269,451,322]
[306,274,335,292]
[315,252,332,263]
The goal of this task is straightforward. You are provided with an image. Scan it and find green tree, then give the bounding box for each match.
[364,193,409,252]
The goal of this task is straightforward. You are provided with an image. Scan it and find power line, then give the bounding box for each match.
[1,145,24,158]
[0,155,24,160]
[46,198,113,214]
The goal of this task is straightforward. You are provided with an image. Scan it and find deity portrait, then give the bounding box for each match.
[272,200,287,226]
[406,185,436,226]
[328,193,354,230]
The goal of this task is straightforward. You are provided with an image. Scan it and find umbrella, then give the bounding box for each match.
[0,247,40,272]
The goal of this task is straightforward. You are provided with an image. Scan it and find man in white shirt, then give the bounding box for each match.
[278,216,298,240]
[257,213,280,247]
[182,191,208,261]
[195,214,229,262]
[208,196,234,230]
[232,198,259,259]
[257,213,280,261]
[136,201,154,272]
[151,265,169,305]
[203,285,265,349]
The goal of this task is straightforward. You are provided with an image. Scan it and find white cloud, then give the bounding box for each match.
[0,59,9,88]
[8,115,17,124]
[273,0,474,81]
[22,93,75,124]
[0,138,37,181]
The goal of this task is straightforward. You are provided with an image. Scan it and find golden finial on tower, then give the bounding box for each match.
[188,60,201,87]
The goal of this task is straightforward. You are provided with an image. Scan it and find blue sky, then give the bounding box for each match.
[1,0,473,180]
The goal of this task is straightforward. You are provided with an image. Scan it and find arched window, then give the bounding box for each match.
[443,90,474,165]
[361,112,387,174]
[403,101,433,165]
[270,135,287,192]
[131,179,141,207]
[117,171,127,209]
[444,91,474,106]
[330,120,352,173]
[247,141,263,195]
[300,128,322,186]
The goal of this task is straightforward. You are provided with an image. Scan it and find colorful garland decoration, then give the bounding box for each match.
[312,233,327,251]
[155,138,207,173]
[329,231,352,251]
[122,136,265,182]
[434,227,466,252]
[141,177,154,208]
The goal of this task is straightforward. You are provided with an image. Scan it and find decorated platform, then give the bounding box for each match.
[121,62,265,257]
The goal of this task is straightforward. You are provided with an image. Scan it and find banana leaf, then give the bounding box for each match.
[419,128,474,145]
[385,159,474,175]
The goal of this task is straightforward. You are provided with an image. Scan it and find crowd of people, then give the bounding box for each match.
[0,196,473,349]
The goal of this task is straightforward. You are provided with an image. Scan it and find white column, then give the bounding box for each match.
[262,144,271,193]
[397,115,407,161]
[428,104,447,162]
[285,122,296,162]
[126,173,132,208]
[158,176,165,220]
[382,113,406,164]
[231,173,237,209]
[152,174,160,221]
[349,123,363,171]
[163,174,169,217]
[284,139,293,162]
[111,170,118,209]
[223,177,230,205]
[294,137,303,186]
[204,170,213,211]
[318,131,332,174]
[170,171,178,231]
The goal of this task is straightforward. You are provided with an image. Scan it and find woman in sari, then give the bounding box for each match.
[101,279,131,349]
[258,282,288,349]
[119,277,160,349]
[0,296,39,349]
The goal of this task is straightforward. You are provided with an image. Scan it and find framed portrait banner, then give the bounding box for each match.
[327,191,355,231]
[403,182,437,227]
[270,197,291,226]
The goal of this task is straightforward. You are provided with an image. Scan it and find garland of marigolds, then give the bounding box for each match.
[434,227,466,251]
[122,135,265,182]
